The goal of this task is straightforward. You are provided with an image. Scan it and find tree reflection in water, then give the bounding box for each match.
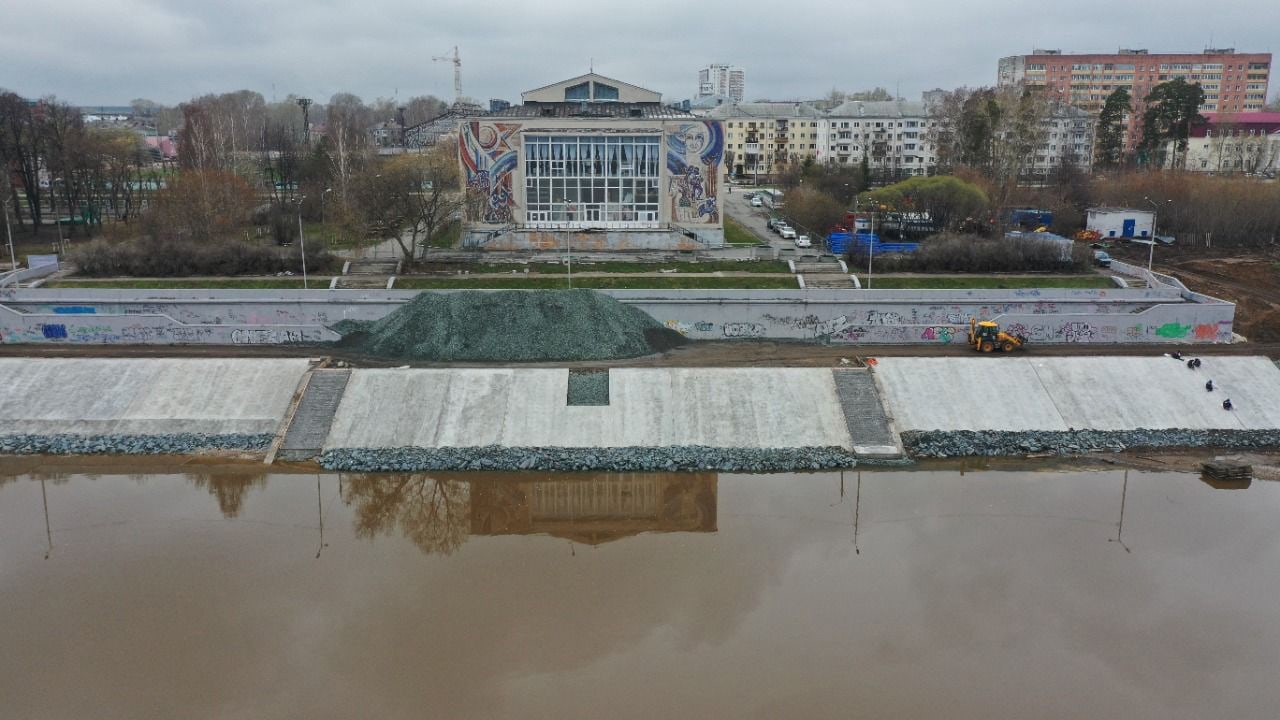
[187,473,269,518]
[342,475,471,556]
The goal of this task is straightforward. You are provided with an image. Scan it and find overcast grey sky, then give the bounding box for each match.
[1,0,1275,107]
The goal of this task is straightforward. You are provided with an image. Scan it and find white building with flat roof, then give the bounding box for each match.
[1087,207,1155,239]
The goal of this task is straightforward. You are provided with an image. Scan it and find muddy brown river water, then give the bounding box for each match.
[2,458,1279,719]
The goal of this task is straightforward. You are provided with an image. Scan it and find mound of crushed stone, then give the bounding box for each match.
[332,290,686,362]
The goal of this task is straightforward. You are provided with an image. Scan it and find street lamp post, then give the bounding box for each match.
[296,197,309,289]
[1143,196,1170,275]
[557,198,572,289]
[2,197,16,275]
[866,210,875,289]
[320,187,332,225]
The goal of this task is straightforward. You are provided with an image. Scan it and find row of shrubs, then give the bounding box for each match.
[866,235,1091,274]
[70,237,335,278]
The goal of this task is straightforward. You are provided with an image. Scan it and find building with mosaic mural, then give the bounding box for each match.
[458,73,726,250]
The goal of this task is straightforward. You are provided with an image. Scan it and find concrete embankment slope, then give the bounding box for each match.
[319,368,892,471]
[0,358,310,454]
[875,356,1280,456]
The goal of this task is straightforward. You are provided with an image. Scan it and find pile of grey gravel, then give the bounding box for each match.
[333,289,685,362]
[319,445,860,473]
[0,433,275,456]
[902,429,1280,458]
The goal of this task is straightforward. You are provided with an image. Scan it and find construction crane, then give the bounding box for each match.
[433,46,462,105]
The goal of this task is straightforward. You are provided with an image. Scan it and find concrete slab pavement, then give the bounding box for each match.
[323,367,856,451]
[874,356,1280,432]
[0,358,311,436]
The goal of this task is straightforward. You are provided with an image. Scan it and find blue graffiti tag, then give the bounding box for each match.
[41,324,68,339]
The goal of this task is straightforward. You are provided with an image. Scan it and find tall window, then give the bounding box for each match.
[524,135,662,227]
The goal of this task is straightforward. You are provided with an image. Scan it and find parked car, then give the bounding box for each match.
[780,227,797,240]
[751,197,763,207]
[1093,250,1112,268]
[794,234,811,248]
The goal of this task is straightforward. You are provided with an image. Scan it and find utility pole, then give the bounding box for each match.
[296,197,309,289]
[296,98,313,146]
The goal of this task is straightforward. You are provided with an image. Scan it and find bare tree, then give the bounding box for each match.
[0,91,46,232]
[324,93,371,209]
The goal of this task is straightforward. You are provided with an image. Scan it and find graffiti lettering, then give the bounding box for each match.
[722,322,766,338]
[1061,321,1094,342]
[40,323,67,339]
[231,329,306,345]
[920,326,955,343]
[864,310,904,325]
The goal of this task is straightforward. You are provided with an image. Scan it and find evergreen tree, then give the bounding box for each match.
[1140,79,1206,168]
[1096,87,1131,168]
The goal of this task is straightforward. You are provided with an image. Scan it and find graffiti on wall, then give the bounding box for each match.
[460,122,521,224]
[667,121,723,224]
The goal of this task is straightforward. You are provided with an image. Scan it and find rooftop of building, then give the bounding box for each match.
[1192,112,1280,137]
[1089,207,1154,214]
[1008,48,1271,61]
[482,102,696,120]
[704,101,823,119]
[827,100,929,118]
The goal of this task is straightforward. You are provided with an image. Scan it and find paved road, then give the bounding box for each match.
[724,188,788,251]
[723,187,833,257]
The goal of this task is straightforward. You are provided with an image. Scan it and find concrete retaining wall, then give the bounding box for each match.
[0,285,1234,345]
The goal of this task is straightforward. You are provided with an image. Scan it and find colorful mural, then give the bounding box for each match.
[666,121,724,224]
[460,122,521,224]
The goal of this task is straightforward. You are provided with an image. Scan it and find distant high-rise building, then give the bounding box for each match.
[697,64,745,102]
[998,48,1272,152]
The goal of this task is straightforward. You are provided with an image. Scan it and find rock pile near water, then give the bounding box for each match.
[902,429,1280,458]
[0,433,274,456]
[319,445,860,473]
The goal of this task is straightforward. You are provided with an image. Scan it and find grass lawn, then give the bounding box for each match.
[851,275,1115,289]
[394,275,799,290]
[442,259,788,275]
[724,216,764,245]
[46,278,321,289]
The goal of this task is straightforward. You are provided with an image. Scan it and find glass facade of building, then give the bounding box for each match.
[523,134,662,227]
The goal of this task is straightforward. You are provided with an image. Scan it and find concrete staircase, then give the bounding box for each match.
[277,369,352,461]
[794,256,856,289]
[337,259,399,289]
[831,368,903,458]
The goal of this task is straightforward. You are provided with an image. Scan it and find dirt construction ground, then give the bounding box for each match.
[2,339,1277,368]
[1164,254,1280,342]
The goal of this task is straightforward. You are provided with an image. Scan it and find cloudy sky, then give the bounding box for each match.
[2,0,1275,107]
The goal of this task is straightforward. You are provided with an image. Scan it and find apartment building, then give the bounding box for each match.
[706,102,822,179]
[999,48,1272,151]
[818,100,937,178]
[1167,112,1280,174]
[697,64,746,103]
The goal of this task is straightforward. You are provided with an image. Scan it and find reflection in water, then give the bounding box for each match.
[8,461,1280,719]
[342,475,471,556]
[186,472,269,518]
[471,473,717,545]
[340,473,718,554]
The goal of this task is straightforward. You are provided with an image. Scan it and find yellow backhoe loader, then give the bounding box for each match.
[968,319,1027,353]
